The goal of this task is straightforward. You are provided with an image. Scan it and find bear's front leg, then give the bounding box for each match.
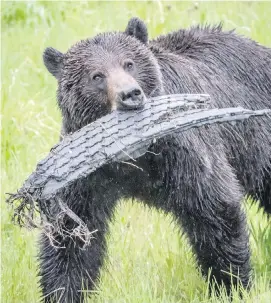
[38,175,118,303]
[146,131,251,295]
[176,138,251,293]
[179,183,251,293]
[39,229,105,303]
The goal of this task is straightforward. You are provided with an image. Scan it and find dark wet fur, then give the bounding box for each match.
[40,17,271,302]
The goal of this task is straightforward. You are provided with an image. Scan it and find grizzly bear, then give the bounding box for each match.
[41,17,271,302]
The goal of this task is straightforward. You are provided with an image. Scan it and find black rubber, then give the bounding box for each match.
[6,94,270,227]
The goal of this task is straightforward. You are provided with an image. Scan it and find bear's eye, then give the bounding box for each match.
[92,73,104,82]
[123,60,135,72]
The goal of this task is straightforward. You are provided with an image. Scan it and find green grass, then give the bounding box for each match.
[1,1,271,302]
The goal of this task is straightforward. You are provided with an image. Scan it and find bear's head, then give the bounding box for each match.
[43,17,164,134]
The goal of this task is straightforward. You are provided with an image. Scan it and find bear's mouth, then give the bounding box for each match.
[117,97,145,111]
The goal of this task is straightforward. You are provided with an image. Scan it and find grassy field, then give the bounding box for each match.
[1,1,271,302]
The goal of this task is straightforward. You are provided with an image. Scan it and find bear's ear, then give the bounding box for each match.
[125,17,148,44]
[43,47,64,79]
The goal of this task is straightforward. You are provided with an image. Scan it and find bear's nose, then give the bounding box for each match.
[121,88,142,101]
[117,86,145,110]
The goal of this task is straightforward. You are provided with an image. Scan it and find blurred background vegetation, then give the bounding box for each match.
[1,1,271,302]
